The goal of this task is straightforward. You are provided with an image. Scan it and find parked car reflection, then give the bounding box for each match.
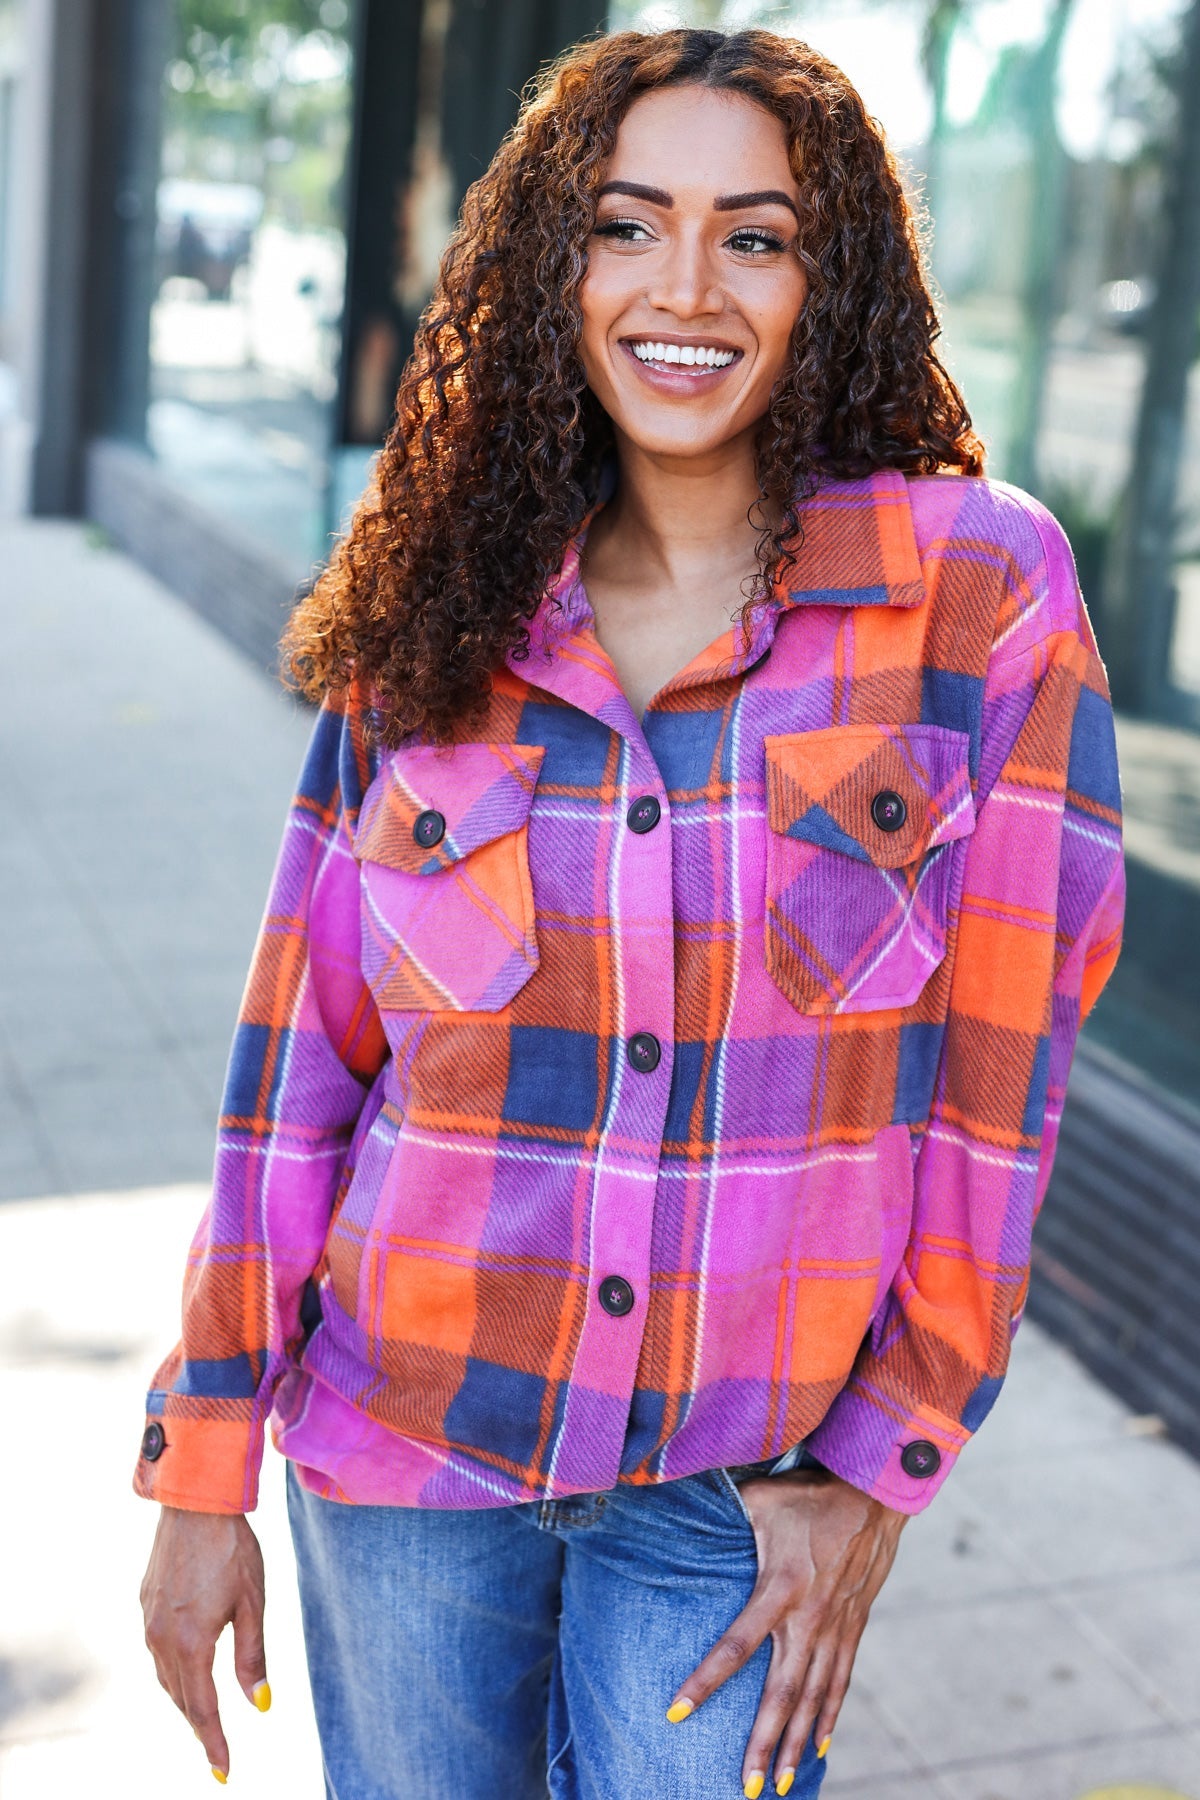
[155,178,263,301]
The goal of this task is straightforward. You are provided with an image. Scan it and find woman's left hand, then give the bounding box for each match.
[667,1467,909,1796]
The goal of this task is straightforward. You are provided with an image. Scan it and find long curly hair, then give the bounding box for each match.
[283,27,984,746]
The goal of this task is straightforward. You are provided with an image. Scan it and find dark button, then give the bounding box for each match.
[899,1439,940,1479]
[413,808,446,849]
[626,795,661,834]
[599,1275,635,1316]
[871,789,908,833]
[626,1032,661,1073]
[141,1421,166,1462]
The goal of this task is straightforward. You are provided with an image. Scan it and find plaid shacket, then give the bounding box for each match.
[136,469,1124,1516]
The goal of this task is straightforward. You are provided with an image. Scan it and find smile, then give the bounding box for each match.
[624,339,740,372]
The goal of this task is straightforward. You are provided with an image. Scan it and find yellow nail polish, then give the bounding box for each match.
[665,1697,694,1723]
[776,1770,795,1796]
[817,1734,832,1759]
[210,1770,227,1786]
[743,1774,765,1799]
[252,1680,272,1713]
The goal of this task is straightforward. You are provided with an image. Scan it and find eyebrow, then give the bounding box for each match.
[596,180,800,224]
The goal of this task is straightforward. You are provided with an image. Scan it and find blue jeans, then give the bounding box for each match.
[286,1459,829,1799]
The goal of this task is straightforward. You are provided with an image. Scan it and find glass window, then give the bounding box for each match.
[613,0,1200,1119]
[147,0,357,580]
[0,0,23,342]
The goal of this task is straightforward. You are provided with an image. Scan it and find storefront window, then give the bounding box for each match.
[612,0,1200,1118]
[0,0,23,339]
[148,1,357,578]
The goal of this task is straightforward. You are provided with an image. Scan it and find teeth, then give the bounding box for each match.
[628,341,737,371]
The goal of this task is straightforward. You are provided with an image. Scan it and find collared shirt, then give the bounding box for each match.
[135,469,1124,1517]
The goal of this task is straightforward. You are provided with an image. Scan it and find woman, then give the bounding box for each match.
[137,26,1125,1800]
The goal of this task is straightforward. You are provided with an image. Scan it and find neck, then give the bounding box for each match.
[589,427,767,591]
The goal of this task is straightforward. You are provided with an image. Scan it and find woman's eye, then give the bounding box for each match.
[593,217,654,243]
[727,227,787,255]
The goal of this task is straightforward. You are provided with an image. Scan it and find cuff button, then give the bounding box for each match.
[141,1421,166,1462]
[900,1439,940,1479]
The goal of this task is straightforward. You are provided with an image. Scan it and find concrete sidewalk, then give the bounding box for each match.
[2,522,1198,1800]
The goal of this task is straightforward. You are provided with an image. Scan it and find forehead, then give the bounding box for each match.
[604,86,797,198]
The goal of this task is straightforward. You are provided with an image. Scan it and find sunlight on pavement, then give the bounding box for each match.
[1078,1788,1199,1798]
[0,1186,323,1800]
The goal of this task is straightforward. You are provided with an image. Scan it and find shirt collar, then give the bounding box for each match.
[773,468,926,610]
[512,466,926,714]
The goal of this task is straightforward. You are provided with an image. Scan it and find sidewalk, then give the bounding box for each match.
[2,521,1198,1800]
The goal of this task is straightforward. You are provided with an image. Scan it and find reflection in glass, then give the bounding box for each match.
[148,2,356,578]
[613,0,1200,1114]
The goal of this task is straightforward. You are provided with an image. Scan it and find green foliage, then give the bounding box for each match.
[160,1,353,229]
[173,0,331,62]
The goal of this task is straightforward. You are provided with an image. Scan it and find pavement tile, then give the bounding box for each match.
[872,1481,1042,1618]
[20,1048,215,1193]
[812,1677,923,1784]
[0,1134,63,1205]
[955,1438,1200,1585]
[1058,1568,1200,1724]
[822,1774,959,1799]
[852,1591,1167,1767]
[936,1727,1200,1800]
[0,1188,324,1800]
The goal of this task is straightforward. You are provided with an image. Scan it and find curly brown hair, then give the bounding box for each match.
[283,26,984,746]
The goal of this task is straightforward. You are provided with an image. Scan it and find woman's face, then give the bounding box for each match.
[578,85,808,464]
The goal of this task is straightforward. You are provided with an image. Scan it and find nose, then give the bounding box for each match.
[645,226,724,321]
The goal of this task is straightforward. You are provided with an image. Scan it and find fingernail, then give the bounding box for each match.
[744,1774,765,1799]
[252,1680,272,1713]
[817,1734,832,1759]
[776,1771,795,1796]
[665,1697,694,1723]
[210,1770,227,1786]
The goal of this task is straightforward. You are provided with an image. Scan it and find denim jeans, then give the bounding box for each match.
[286,1457,829,1799]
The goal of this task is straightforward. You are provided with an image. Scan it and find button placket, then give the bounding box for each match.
[598,1275,635,1316]
[626,1031,661,1073]
[626,794,661,834]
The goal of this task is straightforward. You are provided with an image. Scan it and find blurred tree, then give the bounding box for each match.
[1105,0,1200,715]
[919,0,970,225]
[161,0,354,229]
[175,0,329,57]
[1002,0,1074,492]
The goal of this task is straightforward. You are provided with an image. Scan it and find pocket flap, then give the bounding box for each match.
[765,725,974,870]
[356,742,546,873]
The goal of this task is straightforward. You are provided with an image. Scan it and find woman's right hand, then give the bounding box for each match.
[140,1505,269,1782]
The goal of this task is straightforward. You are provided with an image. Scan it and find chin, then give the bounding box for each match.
[615,414,734,458]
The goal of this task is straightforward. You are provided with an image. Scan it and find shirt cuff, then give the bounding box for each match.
[133,1401,264,1514]
[805,1379,970,1514]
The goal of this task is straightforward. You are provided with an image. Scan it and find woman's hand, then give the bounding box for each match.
[140,1506,270,1782]
[668,1468,908,1796]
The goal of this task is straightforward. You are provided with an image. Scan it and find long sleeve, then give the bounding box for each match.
[135,688,389,1512]
[806,498,1125,1512]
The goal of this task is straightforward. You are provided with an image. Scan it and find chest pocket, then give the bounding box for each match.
[355,741,545,1013]
[764,724,974,1015]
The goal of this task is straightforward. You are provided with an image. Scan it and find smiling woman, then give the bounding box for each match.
[135,25,1123,1800]
[278,26,981,746]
